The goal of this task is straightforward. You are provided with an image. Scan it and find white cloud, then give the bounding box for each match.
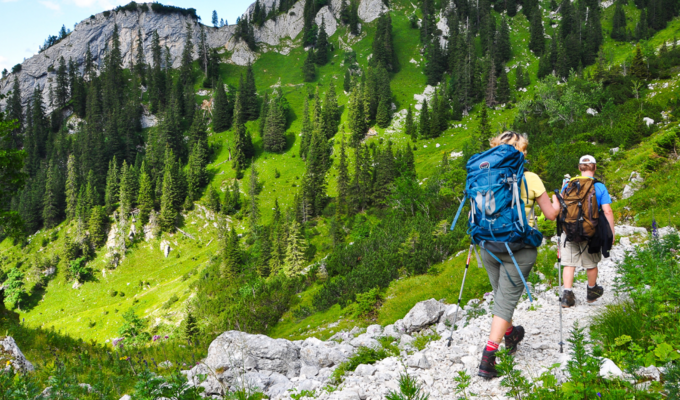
[1,0,21,3]
[39,0,61,10]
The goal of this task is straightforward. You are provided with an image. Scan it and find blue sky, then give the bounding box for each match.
[0,0,253,73]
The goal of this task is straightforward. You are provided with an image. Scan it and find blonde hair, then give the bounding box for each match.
[490,131,529,155]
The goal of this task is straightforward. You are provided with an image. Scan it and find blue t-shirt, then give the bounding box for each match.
[561,177,611,206]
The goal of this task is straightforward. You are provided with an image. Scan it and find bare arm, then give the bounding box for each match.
[536,192,559,220]
[602,204,615,238]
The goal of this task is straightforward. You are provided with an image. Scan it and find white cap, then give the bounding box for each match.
[579,155,596,164]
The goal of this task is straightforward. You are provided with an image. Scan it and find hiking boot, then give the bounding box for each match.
[587,285,604,303]
[504,325,525,354]
[478,348,498,379]
[561,290,576,308]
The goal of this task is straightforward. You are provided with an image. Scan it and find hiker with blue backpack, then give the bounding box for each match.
[448,131,560,379]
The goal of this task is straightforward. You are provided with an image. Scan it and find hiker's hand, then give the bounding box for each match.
[551,194,560,210]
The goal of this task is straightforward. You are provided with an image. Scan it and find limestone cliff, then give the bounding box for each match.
[0,0,387,112]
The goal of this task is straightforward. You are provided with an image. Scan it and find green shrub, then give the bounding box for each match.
[331,345,395,384]
[162,295,179,310]
[413,331,441,351]
[354,287,381,317]
[385,372,430,400]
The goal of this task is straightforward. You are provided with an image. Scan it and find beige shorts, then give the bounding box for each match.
[559,233,602,269]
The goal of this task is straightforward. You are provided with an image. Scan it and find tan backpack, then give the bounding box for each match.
[558,177,600,243]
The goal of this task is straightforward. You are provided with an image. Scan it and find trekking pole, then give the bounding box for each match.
[554,189,565,354]
[446,244,474,347]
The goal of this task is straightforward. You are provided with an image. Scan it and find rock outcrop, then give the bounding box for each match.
[0,336,34,372]
[1,0,386,113]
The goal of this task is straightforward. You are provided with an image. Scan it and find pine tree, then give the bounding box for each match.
[316,19,330,65]
[222,227,241,277]
[349,0,360,35]
[343,69,352,92]
[284,220,307,277]
[268,228,283,274]
[418,99,431,139]
[323,81,340,138]
[243,65,259,121]
[299,98,313,159]
[485,60,498,107]
[89,205,107,248]
[7,77,23,148]
[187,140,208,200]
[212,80,232,133]
[184,311,199,341]
[137,167,154,225]
[507,0,518,16]
[404,105,416,140]
[248,162,260,232]
[212,10,219,27]
[497,67,511,104]
[635,9,649,40]
[529,10,546,56]
[476,106,492,152]
[302,49,316,82]
[631,44,648,79]
[337,136,350,215]
[232,92,255,169]
[348,85,366,145]
[205,185,221,212]
[340,0,351,24]
[498,17,511,62]
[134,29,146,86]
[65,154,78,221]
[376,98,391,128]
[42,160,61,229]
[159,160,177,232]
[259,91,270,137]
[372,13,396,71]
[611,1,628,41]
[515,65,526,89]
[264,90,288,152]
[55,56,69,109]
[372,142,396,205]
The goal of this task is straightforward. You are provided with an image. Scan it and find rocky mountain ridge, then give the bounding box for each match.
[0,0,387,113]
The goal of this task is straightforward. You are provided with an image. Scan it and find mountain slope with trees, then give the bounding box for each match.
[0,0,679,384]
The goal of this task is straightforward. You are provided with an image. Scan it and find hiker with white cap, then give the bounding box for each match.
[555,155,615,307]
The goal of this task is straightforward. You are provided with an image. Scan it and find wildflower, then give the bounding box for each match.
[652,219,658,238]
[152,335,161,342]
[6,361,11,366]
[164,335,169,339]
[597,393,601,398]
[119,357,126,360]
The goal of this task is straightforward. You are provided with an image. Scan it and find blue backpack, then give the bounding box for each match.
[450,144,542,301]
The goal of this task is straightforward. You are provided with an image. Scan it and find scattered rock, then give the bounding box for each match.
[599,358,623,379]
[407,353,431,369]
[0,336,34,372]
[355,364,377,376]
[402,298,447,333]
[160,240,171,257]
[621,172,644,200]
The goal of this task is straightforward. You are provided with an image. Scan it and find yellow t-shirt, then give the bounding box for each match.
[520,171,546,227]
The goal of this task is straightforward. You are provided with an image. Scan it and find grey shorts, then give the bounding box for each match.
[560,233,601,269]
[481,246,537,323]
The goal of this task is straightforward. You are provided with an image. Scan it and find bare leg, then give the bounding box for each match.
[563,266,576,289]
[488,315,512,344]
[587,267,598,286]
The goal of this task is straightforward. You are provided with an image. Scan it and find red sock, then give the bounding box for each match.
[485,340,500,351]
[505,326,514,336]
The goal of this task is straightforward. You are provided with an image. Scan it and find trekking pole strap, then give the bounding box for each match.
[480,243,517,287]
[450,194,468,231]
[504,242,534,303]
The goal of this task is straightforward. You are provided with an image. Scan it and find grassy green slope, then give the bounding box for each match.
[3,0,680,344]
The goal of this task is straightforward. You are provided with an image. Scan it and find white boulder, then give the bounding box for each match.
[1,336,34,372]
[401,299,447,333]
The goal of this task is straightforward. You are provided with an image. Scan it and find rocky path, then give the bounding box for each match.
[308,232,643,400]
